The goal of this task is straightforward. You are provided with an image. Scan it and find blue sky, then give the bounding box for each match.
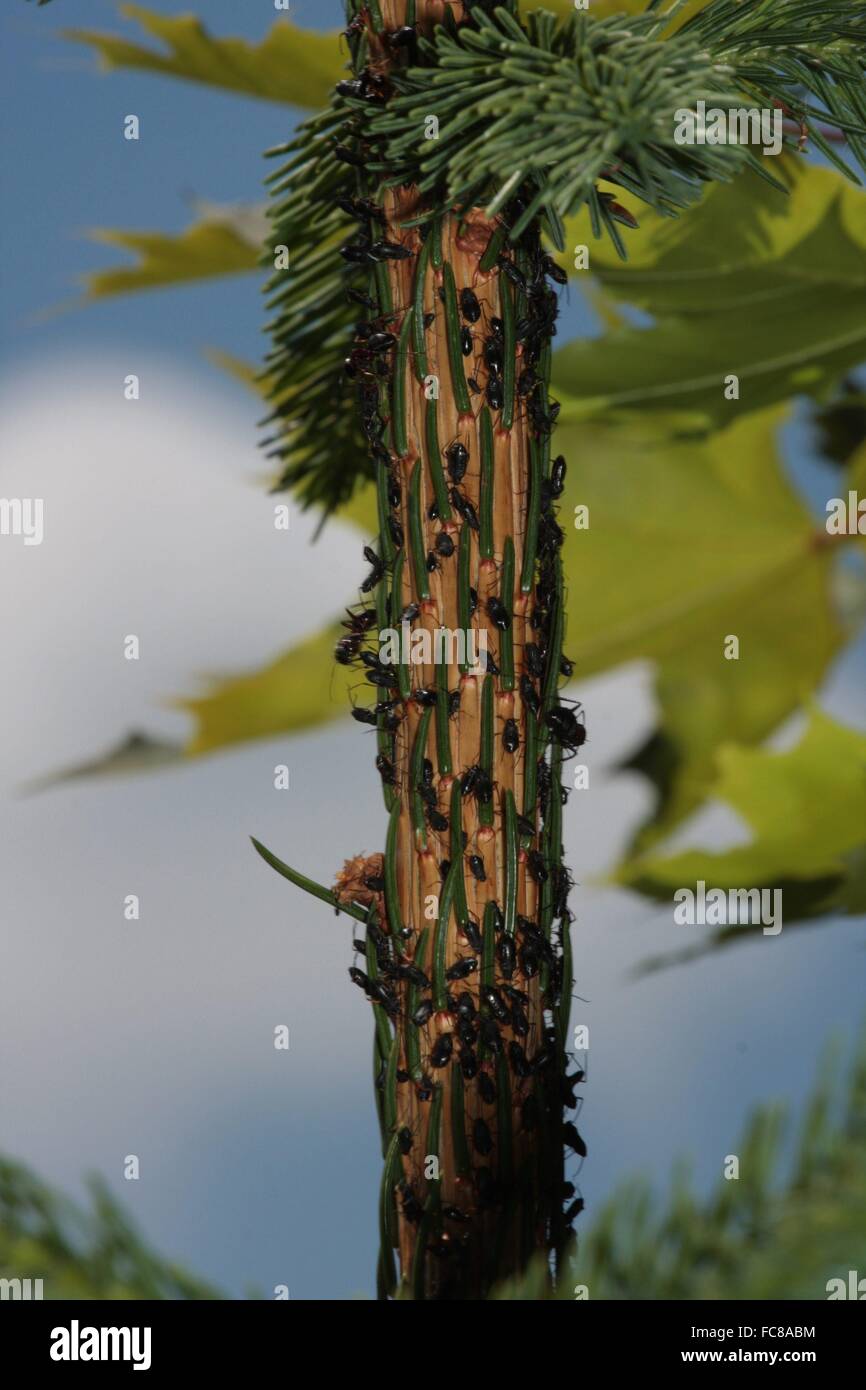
[2,1,865,1300]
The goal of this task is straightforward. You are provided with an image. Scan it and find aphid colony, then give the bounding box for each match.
[326,4,586,1298]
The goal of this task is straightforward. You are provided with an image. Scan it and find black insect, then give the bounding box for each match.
[449,488,480,531]
[430,1033,454,1068]
[497,254,527,292]
[435,531,455,558]
[509,1040,531,1078]
[337,194,386,224]
[369,240,412,262]
[448,690,461,717]
[360,545,385,592]
[546,703,587,749]
[375,754,395,785]
[531,1044,554,1074]
[486,376,503,411]
[400,1182,424,1224]
[459,1046,478,1080]
[369,980,400,1016]
[477,1071,497,1105]
[400,602,420,623]
[562,1122,587,1157]
[335,633,362,665]
[442,1205,470,1223]
[497,936,516,978]
[502,718,519,754]
[364,874,386,894]
[457,1014,476,1048]
[462,918,483,952]
[460,764,480,797]
[456,992,476,1020]
[481,985,509,1023]
[520,945,540,979]
[347,287,376,310]
[467,855,486,883]
[398,962,429,989]
[543,254,568,286]
[386,24,417,48]
[340,239,372,265]
[564,1197,585,1224]
[520,674,540,715]
[524,642,545,678]
[479,1016,502,1053]
[445,440,469,482]
[460,325,473,356]
[484,340,504,376]
[368,331,396,354]
[350,706,377,727]
[487,597,510,631]
[517,367,538,398]
[412,997,434,1028]
[416,1075,434,1102]
[349,966,369,993]
[398,1126,414,1155]
[425,550,440,574]
[467,377,482,395]
[481,649,500,676]
[528,849,548,883]
[446,957,478,981]
[413,685,438,707]
[473,1118,494,1156]
[388,516,404,548]
[426,806,449,834]
[516,812,534,837]
[366,668,395,690]
[511,1001,529,1037]
[551,454,567,497]
[468,586,479,617]
[459,287,481,323]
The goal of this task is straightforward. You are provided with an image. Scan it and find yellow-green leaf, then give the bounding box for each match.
[84,216,263,299]
[556,407,851,846]
[66,5,342,110]
[621,711,866,963]
[178,623,357,756]
[553,165,866,428]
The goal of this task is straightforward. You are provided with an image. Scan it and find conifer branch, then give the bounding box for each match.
[263,0,866,517]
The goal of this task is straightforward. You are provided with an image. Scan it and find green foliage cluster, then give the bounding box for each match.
[0,1160,220,1299]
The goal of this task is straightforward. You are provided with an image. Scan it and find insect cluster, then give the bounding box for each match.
[326,0,586,1299]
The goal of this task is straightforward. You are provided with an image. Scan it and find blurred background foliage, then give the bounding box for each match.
[7,0,865,1300]
[5,1021,865,1300]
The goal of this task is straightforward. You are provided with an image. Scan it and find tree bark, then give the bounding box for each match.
[345,0,575,1299]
